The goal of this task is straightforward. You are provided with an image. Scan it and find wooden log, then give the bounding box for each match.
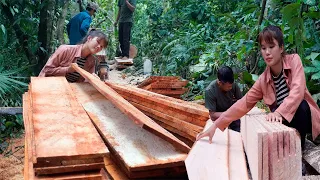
[0,107,22,115]
[185,120,229,180]
[70,83,188,178]
[29,77,109,166]
[106,82,208,119]
[72,64,190,153]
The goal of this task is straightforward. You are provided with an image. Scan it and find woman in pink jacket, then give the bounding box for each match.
[39,29,108,82]
[197,25,320,149]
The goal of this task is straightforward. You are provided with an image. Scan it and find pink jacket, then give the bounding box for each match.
[39,45,96,82]
[216,54,320,139]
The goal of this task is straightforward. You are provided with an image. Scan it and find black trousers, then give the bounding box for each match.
[229,119,240,132]
[119,22,132,58]
[273,100,312,149]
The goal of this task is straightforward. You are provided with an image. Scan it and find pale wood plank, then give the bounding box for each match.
[228,130,249,180]
[185,120,229,180]
[70,83,188,178]
[72,64,190,153]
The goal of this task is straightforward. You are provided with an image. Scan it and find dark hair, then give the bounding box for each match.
[258,25,286,55]
[78,29,108,48]
[86,7,95,12]
[217,66,234,84]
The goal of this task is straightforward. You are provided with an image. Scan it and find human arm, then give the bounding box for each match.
[209,111,223,121]
[125,0,136,12]
[40,46,75,77]
[80,17,92,36]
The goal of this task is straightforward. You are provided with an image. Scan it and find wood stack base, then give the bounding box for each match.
[137,76,189,99]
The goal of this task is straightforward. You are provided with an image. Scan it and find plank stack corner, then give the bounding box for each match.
[23,77,109,180]
[241,107,302,180]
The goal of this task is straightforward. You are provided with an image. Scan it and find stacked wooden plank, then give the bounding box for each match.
[185,120,249,180]
[137,76,189,99]
[104,81,208,142]
[241,107,302,180]
[72,64,190,153]
[71,83,188,179]
[23,77,109,179]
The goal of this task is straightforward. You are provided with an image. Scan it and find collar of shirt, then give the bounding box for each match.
[266,55,293,84]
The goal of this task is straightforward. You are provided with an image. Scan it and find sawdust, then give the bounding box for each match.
[0,136,24,180]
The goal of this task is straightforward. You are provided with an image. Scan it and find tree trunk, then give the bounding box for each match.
[1,3,37,66]
[56,0,70,45]
[37,0,55,74]
[248,0,267,74]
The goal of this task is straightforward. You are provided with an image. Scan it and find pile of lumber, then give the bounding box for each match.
[71,83,188,179]
[241,107,302,180]
[137,76,189,99]
[23,77,109,179]
[185,120,249,180]
[105,81,208,142]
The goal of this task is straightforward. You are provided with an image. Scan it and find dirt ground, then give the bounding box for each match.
[0,135,25,180]
[0,68,142,180]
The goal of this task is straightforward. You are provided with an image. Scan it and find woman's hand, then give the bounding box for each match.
[266,112,282,123]
[196,122,217,144]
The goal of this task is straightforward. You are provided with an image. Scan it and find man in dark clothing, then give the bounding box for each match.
[114,0,136,60]
[67,2,99,45]
[205,66,243,132]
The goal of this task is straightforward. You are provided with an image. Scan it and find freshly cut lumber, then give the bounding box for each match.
[241,114,268,180]
[24,109,106,180]
[137,76,180,88]
[143,81,189,89]
[70,83,188,178]
[105,81,209,123]
[117,92,207,127]
[150,88,188,95]
[72,63,190,153]
[34,162,105,175]
[241,107,302,180]
[104,154,129,180]
[29,77,108,165]
[185,120,229,180]
[228,130,249,180]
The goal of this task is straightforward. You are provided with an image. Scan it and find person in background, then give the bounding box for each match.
[39,30,108,82]
[205,66,243,132]
[114,0,136,60]
[197,25,320,152]
[67,2,99,45]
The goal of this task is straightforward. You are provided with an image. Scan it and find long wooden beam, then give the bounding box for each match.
[72,64,190,153]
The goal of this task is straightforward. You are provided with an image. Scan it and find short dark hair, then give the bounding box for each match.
[78,29,108,48]
[217,66,234,84]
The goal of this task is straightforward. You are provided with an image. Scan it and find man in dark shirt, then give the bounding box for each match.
[205,66,242,132]
[114,0,136,60]
[67,2,99,45]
